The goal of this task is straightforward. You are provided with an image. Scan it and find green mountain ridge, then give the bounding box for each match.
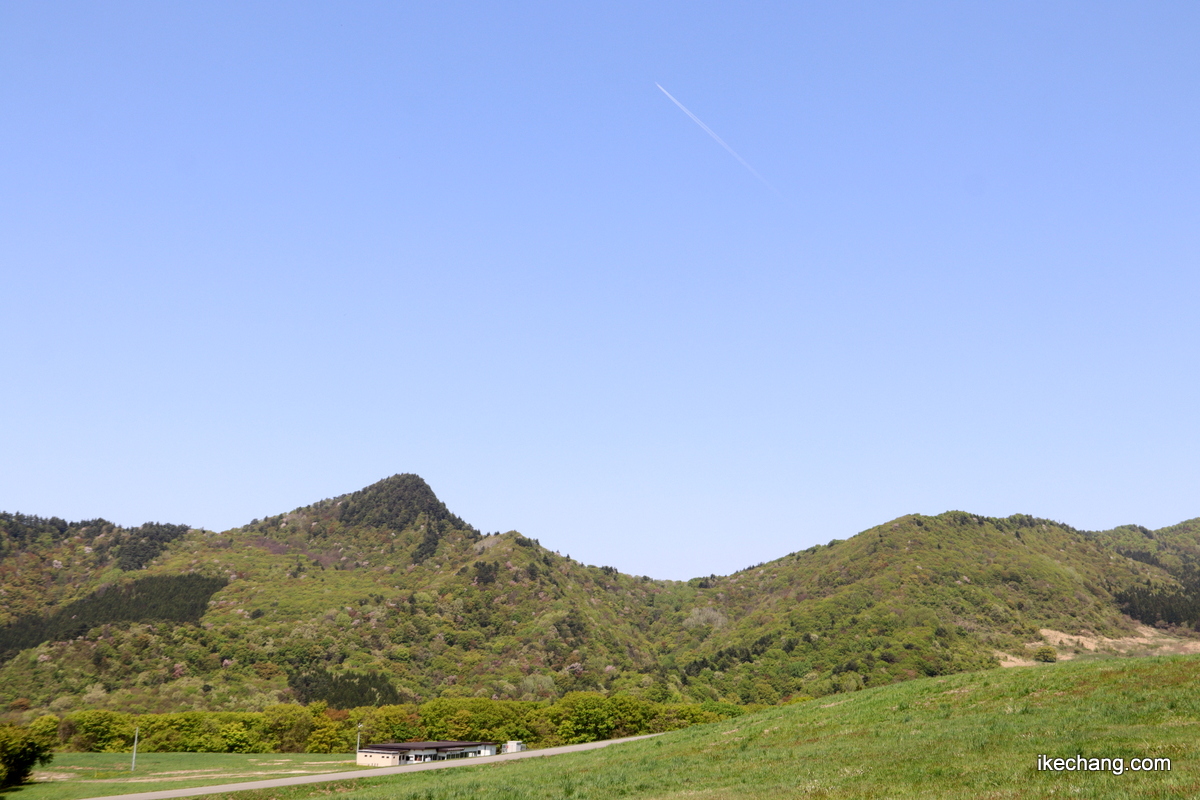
[1,475,1198,717]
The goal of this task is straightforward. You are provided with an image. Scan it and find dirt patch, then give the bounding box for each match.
[995,650,1036,667]
[84,768,350,784]
[473,537,502,553]
[1038,625,1200,658]
[999,625,1200,666]
[32,771,76,782]
[152,769,223,776]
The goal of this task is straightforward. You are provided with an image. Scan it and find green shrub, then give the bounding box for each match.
[0,723,54,788]
[1033,646,1058,663]
[27,715,60,749]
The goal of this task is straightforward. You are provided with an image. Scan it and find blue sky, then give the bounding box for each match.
[3,2,1198,580]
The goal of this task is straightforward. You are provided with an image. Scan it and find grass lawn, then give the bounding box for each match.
[2,753,357,800]
[203,655,1199,800]
[9,654,1199,800]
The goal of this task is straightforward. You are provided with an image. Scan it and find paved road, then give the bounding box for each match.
[80,734,661,800]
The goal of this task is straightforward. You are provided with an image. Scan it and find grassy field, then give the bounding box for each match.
[3,753,356,800]
[9,654,1200,800]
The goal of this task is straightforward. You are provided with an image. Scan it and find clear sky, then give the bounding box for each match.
[3,2,1198,580]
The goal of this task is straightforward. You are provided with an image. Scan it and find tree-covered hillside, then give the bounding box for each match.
[664,512,1170,701]
[0,514,192,627]
[1,475,1196,719]
[1092,519,1200,629]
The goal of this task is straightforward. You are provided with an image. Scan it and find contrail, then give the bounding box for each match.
[656,83,780,195]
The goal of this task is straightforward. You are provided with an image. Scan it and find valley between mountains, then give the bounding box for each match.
[2,474,1199,716]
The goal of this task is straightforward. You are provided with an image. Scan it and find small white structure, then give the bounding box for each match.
[357,741,499,767]
[357,749,401,766]
[502,741,526,754]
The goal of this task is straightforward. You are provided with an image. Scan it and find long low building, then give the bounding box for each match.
[357,741,502,766]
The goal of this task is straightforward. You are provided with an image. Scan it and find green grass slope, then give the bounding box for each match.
[173,655,1199,800]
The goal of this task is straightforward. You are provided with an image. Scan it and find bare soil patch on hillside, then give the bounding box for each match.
[997,625,1200,667]
[994,650,1037,667]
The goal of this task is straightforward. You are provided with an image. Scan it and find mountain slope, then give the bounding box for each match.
[0,514,193,627]
[1,476,1197,716]
[0,476,684,712]
[658,512,1174,701]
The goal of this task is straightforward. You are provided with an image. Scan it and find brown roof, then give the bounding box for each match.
[361,741,495,752]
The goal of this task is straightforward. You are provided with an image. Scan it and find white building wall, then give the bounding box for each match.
[357,751,400,767]
[358,743,506,765]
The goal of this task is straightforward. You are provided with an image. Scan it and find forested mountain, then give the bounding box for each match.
[1,475,1197,717]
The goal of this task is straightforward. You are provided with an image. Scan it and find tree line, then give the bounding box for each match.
[31,693,746,755]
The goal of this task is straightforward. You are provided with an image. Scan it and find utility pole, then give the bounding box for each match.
[131,727,140,772]
[356,724,362,752]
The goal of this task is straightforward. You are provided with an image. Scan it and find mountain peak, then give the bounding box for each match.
[334,473,469,532]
